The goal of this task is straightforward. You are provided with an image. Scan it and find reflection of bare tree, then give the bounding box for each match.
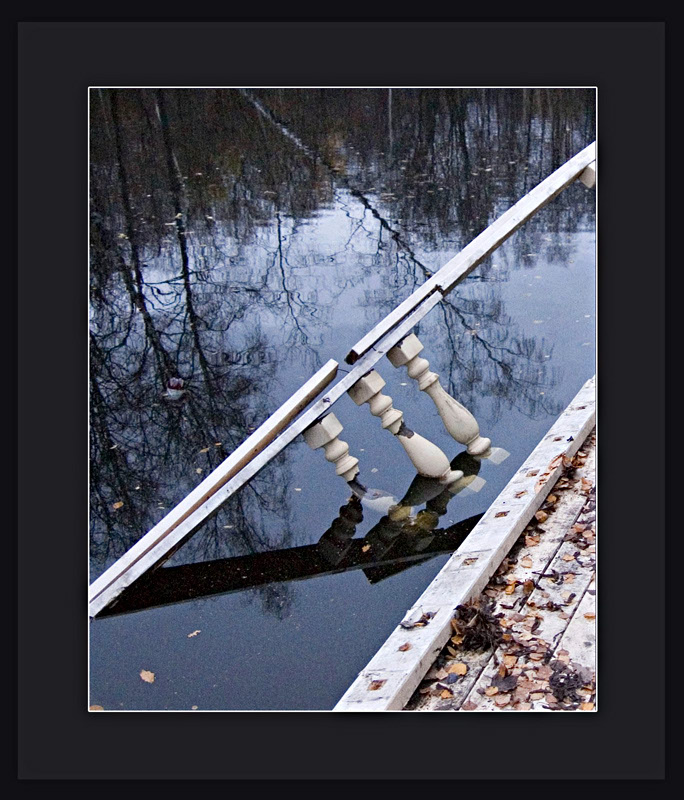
[90,91,307,622]
[90,88,593,618]
[241,88,582,419]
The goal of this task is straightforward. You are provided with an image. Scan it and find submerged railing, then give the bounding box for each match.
[89,143,596,618]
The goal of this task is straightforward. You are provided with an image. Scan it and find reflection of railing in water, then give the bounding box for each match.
[89,144,595,618]
[96,512,483,617]
[98,451,495,616]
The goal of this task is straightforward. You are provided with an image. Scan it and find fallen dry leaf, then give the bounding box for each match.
[584,613,596,620]
[484,686,499,696]
[580,702,595,711]
[440,690,452,699]
[140,669,155,683]
[503,655,518,668]
[112,501,124,510]
[448,663,468,676]
[535,510,549,523]
[398,643,412,652]
[495,511,509,518]
[369,679,386,691]
[462,700,478,711]
[361,544,371,552]
[187,630,201,638]
[521,557,533,569]
[89,705,104,711]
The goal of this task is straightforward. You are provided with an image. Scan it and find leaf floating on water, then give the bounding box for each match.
[140,669,155,683]
[191,705,199,710]
[361,544,371,553]
[112,501,124,510]
[89,705,104,711]
[199,447,210,454]
[187,630,201,638]
[195,468,203,474]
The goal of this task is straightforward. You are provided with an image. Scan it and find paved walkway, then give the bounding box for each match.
[405,428,596,711]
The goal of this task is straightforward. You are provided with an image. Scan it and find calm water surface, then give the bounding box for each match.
[89,88,595,709]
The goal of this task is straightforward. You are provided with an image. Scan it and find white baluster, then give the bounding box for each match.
[387,333,491,456]
[347,370,462,484]
[303,413,359,482]
[579,161,596,189]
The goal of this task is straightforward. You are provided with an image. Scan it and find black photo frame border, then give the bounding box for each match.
[16,18,667,783]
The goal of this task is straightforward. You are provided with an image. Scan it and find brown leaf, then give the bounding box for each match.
[112,501,124,510]
[546,494,558,504]
[484,686,499,696]
[503,655,518,668]
[462,700,478,710]
[495,511,509,518]
[525,534,540,546]
[515,490,527,498]
[521,557,533,569]
[522,579,535,595]
[448,662,468,676]
[369,679,386,691]
[494,694,511,707]
[140,669,155,683]
[580,702,595,711]
[89,705,104,711]
[535,510,549,523]
[187,630,201,638]
[440,690,452,699]
[584,613,596,620]
[361,544,371,552]
[398,643,412,652]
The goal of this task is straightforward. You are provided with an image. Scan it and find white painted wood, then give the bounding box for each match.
[346,143,596,363]
[348,369,463,484]
[387,333,491,455]
[333,376,595,710]
[557,575,596,671]
[89,293,444,617]
[580,161,596,189]
[303,413,359,482]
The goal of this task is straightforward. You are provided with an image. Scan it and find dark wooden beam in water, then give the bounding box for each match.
[96,513,483,617]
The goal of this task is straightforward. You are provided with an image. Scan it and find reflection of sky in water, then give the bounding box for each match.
[89,88,594,709]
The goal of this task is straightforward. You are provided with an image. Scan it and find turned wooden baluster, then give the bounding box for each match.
[387,333,491,456]
[347,370,462,484]
[303,413,360,482]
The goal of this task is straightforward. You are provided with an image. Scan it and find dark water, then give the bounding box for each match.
[89,88,595,710]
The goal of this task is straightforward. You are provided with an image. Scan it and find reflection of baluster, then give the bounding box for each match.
[317,495,364,565]
[303,413,359,482]
[348,370,462,484]
[387,333,491,456]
